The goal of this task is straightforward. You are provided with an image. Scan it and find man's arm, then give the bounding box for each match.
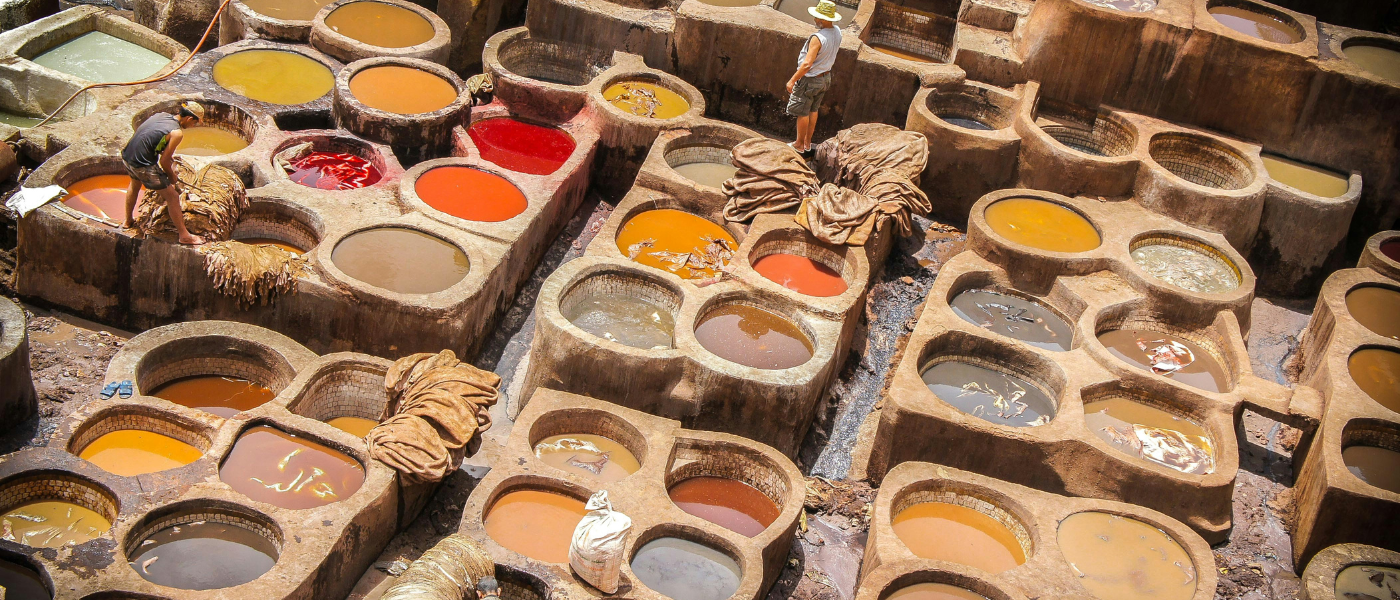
[159,130,183,191]
[787,36,822,94]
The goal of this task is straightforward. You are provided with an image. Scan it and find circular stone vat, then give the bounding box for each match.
[892,499,1027,573]
[1260,153,1349,198]
[1098,326,1230,393]
[1336,564,1400,597]
[127,508,279,590]
[1385,239,1400,262]
[331,227,469,294]
[603,80,690,119]
[283,146,383,190]
[136,337,295,418]
[0,474,115,548]
[151,375,275,418]
[232,202,322,254]
[1147,133,1254,190]
[324,1,435,49]
[1129,235,1241,294]
[669,476,780,537]
[1343,40,1400,84]
[694,302,814,370]
[1207,1,1303,44]
[666,144,738,189]
[752,253,846,297]
[289,363,387,437]
[1346,285,1400,341]
[62,174,132,221]
[496,37,612,86]
[560,272,681,350]
[74,410,207,477]
[1056,512,1196,600]
[0,558,49,599]
[415,166,528,222]
[220,425,365,509]
[1038,111,1135,158]
[927,88,1014,131]
[1350,348,1400,414]
[535,434,641,481]
[949,289,1071,351]
[1344,444,1400,494]
[349,65,457,114]
[983,197,1100,253]
[920,360,1056,427]
[1083,394,1215,474]
[213,50,335,105]
[631,537,743,600]
[484,489,587,562]
[178,126,251,156]
[468,118,576,175]
[242,0,334,20]
[616,209,736,280]
[886,583,987,600]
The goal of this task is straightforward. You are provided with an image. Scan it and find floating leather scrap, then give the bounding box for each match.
[136,157,248,240]
[199,241,308,308]
[810,122,929,189]
[366,350,500,485]
[722,138,819,223]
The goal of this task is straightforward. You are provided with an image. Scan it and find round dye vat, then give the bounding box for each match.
[672,162,738,189]
[220,426,365,509]
[886,583,988,600]
[213,50,335,105]
[468,117,575,176]
[1261,154,1348,198]
[1384,239,1400,262]
[243,0,333,20]
[286,151,382,190]
[603,81,690,119]
[1098,328,1230,393]
[920,361,1056,427]
[331,227,469,294]
[33,31,170,84]
[324,1,435,48]
[892,502,1025,573]
[1347,348,1400,413]
[939,116,994,131]
[949,289,1072,351]
[484,490,587,563]
[1343,445,1400,494]
[669,476,780,537]
[983,197,1100,253]
[1084,397,1215,474]
[871,44,935,63]
[1336,564,1400,599]
[237,237,306,253]
[1081,0,1156,11]
[349,66,458,114]
[63,174,132,221]
[1347,286,1400,340]
[414,166,528,222]
[0,500,110,548]
[129,520,277,590]
[1130,242,1240,294]
[534,433,641,481]
[151,375,275,418]
[753,253,847,297]
[1345,43,1400,84]
[1208,5,1301,44]
[694,304,814,370]
[177,126,249,157]
[79,429,203,476]
[326,416,379,437]
[1056,512,1196,600]
[616,209,737,280]
[563,292,676,349]
[0,559,49,599]
[631,537,743,600]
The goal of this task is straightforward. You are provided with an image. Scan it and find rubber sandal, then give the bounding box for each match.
[117,380,133,399]
[100,381,119,400]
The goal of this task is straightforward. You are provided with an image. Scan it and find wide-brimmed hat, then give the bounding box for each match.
[809,0,842,21]
[179,100,205,121]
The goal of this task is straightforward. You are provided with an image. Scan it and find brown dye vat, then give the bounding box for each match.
[1348,348,1400,413]
[891,502,1025,573]
[0,500,110,548]
[871,44,935,63]
[920,361,1056,427]
[563,293,676,349]
[616,209,736,280]
[886,583,988,600]
[242,0,334,21]
[694,304,814,370]
[1345,44,1400,84]
[668,476,780,537]
[1055,512,1196,600]
[484,490,587,562]
[0,559,49,599]
[63,174,133,221]
[349,66,457,115]
[1098,329,1229,393]
[79,429,203,476]
[949,289,1072,352]
[150,375,276,417]
[219,425,365,509]
[237,237,305,253]
[129,520,278,590]
[1335,564,1400,598]
[324,1,435,48]
[1342,445,1400,494]
[326,416,378,437]
[1261,154,1348,198]
[1208,5,1301,43]
[1345,286,1400,341]
[1130,243,1239,294]
[330,227,469,294]
[672,162,738,189]
[533,433,641,481]
[1083,397,1215,474]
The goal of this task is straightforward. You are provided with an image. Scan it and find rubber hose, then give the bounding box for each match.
[381,533,497,600]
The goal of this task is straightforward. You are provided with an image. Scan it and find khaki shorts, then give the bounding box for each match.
[786,73,832,117]
[123,161,172,191]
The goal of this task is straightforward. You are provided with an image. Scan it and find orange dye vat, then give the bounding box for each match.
[752,253,847,297]
[415,166,528,222]
[615,209,737,279]
[64,175,133,221]
[484,490,587,563]
[349,66,458,115]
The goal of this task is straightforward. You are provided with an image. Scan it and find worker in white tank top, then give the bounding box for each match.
[785,0,843,156]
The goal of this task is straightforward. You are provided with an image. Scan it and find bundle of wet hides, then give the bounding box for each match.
[199,241,309,308]
[722,138,819,222]
[366,350,500,485]
[135,157,248,240]
[796,169,931,245]
[810,122,929,189]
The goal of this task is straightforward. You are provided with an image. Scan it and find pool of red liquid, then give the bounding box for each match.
[414,166,528,222]
[1382,239,1400,262]
[288,152,382,190]
[467,117,575,175]
[752,253,847,297]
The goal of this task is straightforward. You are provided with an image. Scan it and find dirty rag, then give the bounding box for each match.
[199,241,309,308]
[721,138,819,222]
[6,185,64,217]
[135,157,248,240]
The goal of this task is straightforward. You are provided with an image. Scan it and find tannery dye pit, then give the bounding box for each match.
[129,519,279,590]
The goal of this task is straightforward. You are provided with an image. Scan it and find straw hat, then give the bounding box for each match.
[809,0,842,21]
[179,100,205,121]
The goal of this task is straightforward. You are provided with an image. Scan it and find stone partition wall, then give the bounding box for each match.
[0,297,35,434]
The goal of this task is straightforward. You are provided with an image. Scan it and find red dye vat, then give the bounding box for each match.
[467,117,575,176]
[288,152,382,190]
[1382,239,1400,262]
[753,253,848,297]
[414,166,528,222]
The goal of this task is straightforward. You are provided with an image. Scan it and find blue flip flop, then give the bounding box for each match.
[100,381,119,399]
[117,380,133,399]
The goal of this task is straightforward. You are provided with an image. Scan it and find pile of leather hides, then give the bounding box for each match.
[199,241,309,307]
[135,157,248,240]
[366,350,500,485]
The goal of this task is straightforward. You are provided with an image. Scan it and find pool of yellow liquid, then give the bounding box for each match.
[78,429,203,476]
[1,500,111,548]
[614,208,736,279]
[213,50,335,105]
[1261,154,1348,198]
[177,126,250,156]
[242,0,335,21]
[326,416,379,437]
[603,81,690,119]
[324,1,436,48]
[984,197,1100,252]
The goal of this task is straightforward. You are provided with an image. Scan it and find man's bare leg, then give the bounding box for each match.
[804,110,819,151]
[795,114,812,151]
[159,186,204,245]
[121,177,141,228]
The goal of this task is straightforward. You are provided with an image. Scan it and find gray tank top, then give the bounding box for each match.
[122,113,179,168]
[797,26,842,78]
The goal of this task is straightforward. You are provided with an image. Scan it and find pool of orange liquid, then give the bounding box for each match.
[484,490,587,562]
[219,426,365,509]
[326,416,379,437]
[324,1,435,48]
[1056,512,1196,600]
[349,66,458,115]
[752,253,847,297]
[415,166,528,222]
[891,502,1026,572]
[79,429,203,476]
[150,375,276,418]
[984,197,1100,253]
[615,209,736,279]
[64,174,133,221]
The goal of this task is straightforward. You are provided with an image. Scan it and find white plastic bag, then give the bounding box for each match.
[569,490,632,593]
